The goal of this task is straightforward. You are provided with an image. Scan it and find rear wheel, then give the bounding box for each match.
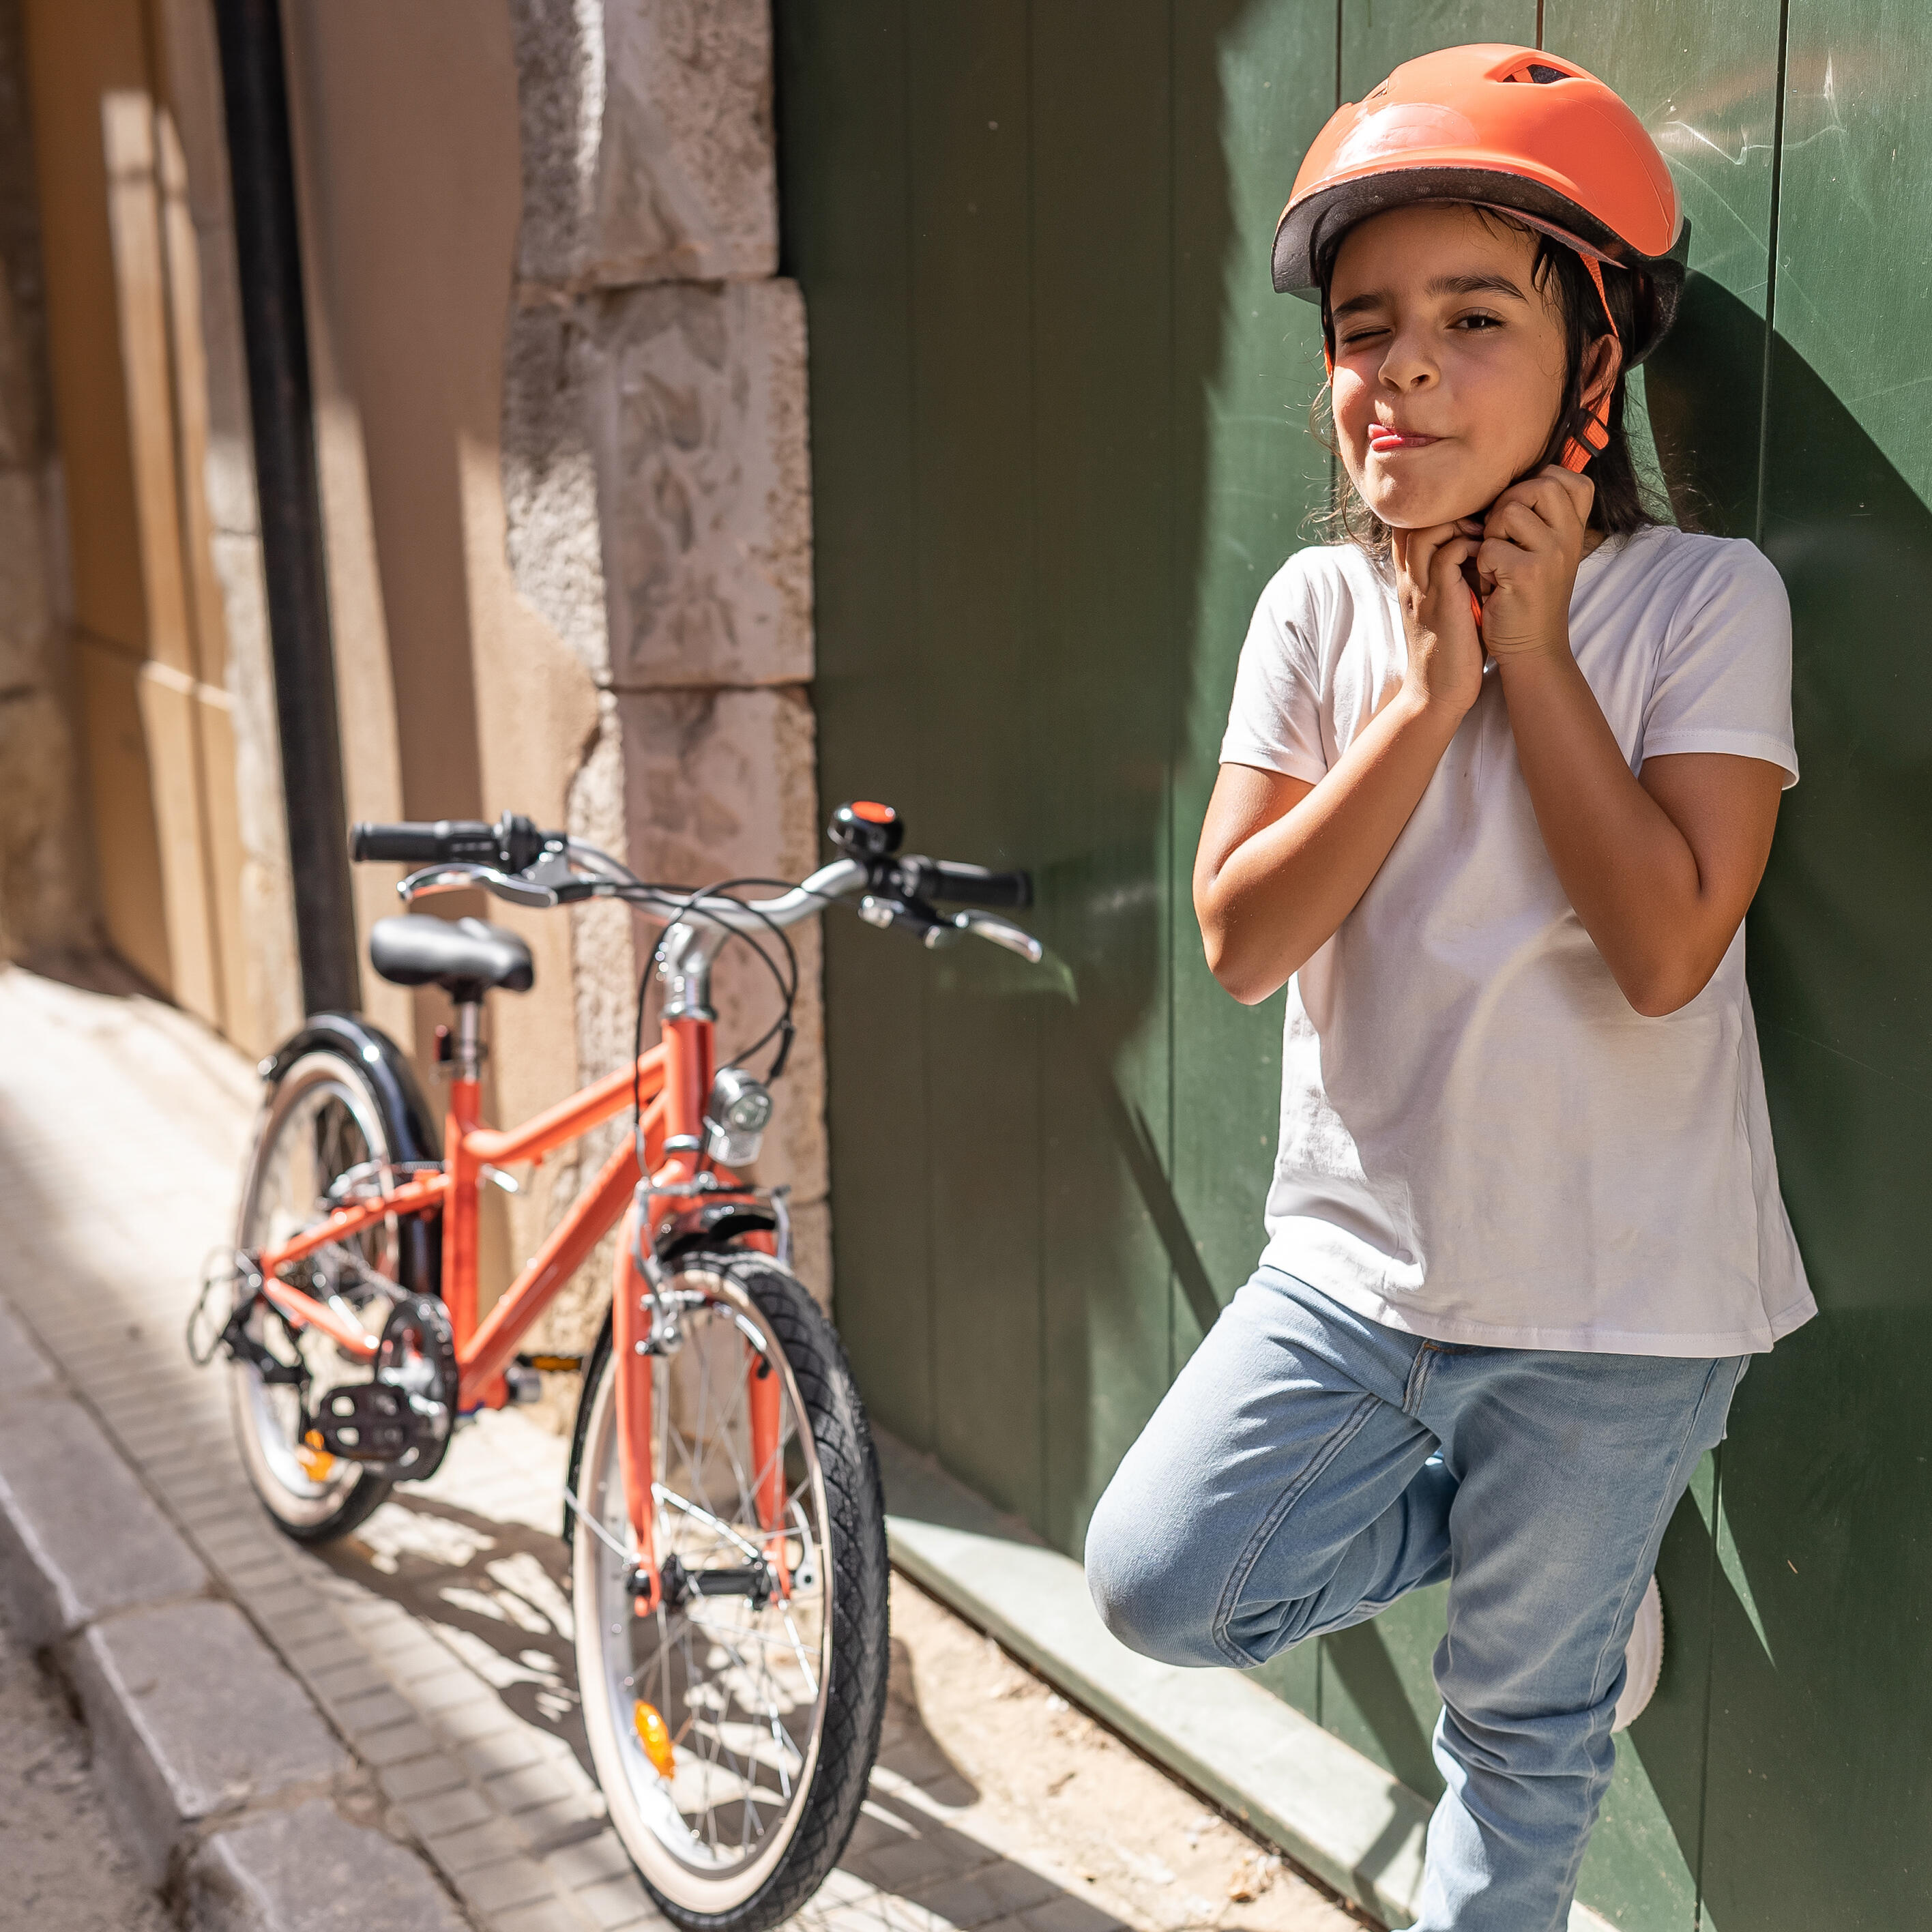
[229,1047,416,1542]
[570,1255,889,1932]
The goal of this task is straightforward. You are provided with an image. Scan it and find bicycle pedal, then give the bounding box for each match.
[312,1381,440,1463]
[503,1362,543,1405]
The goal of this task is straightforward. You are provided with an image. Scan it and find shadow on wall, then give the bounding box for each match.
[1650,272,1932,1929]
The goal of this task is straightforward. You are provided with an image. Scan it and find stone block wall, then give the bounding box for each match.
[502,0,829,1319]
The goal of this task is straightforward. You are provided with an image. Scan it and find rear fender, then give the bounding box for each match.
[261,1011,443,1298]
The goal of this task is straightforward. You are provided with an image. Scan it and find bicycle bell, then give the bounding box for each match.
[705,1067,774,1167]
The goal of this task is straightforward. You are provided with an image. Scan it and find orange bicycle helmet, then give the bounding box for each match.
[1274,44,1688,473]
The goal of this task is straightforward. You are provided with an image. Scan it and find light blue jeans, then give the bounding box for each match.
[1084,1268,1748,1932]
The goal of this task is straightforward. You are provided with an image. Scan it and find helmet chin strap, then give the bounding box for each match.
[1321,254,1621,630]
[1558,254,1619,473]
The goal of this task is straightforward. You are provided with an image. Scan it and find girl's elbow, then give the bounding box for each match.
[1200,928,1286,1006]
[1621,953,1720,1019]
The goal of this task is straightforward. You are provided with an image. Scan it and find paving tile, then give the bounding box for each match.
[463,1729,550,1780]
[574,1873,656,1929]
[328,1687,419,1737]
[356,1721,443,1768]
[491,1897,600,1932]
[410,1667,491,1713]
[430,1696,521,1746]
[542,1829,633,1891]
[425,1816,536,1876]
[242,1579,327,1622]
[851,1836,969,1894]
[404,1784,497,1838]
[309,1658,392,1702]
[521,1796,609,1854]
[486,1759,579,1815]
[381,1753,473,1803]
[456,1855,559,1912]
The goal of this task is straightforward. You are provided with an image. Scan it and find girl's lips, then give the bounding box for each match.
[1368,428,1441,452]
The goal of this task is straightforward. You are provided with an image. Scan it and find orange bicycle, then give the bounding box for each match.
[189,800,1040,1931]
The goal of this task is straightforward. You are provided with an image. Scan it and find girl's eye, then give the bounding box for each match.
[1453,313,1504,332]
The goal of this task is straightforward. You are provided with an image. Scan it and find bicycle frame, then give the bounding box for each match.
[250,1006,782,1613]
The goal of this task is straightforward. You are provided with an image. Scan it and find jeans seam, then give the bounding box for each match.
[1400,1343,1436,1415]
[1584,1356,1725,1708]
[1210,1391,1381,1668]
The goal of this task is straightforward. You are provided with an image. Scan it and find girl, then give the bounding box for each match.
[1084,45,1812,1932]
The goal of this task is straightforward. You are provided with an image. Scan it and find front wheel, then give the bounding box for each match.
[569,1255,889,1932]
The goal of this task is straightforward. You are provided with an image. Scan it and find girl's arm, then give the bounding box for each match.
[1478,471,1785,1017]
[1196,525,1482,1004]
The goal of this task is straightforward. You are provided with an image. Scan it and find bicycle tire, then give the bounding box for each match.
[229,1043,428,1543]
[568,1253,889,1932]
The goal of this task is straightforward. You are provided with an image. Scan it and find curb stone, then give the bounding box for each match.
[0,1336,477,1929]
[70,1598,350,1885]
[0,1396,209,1645]
[189,1800,471,1932]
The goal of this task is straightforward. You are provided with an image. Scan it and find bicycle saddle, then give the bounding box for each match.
[368,915,535,999]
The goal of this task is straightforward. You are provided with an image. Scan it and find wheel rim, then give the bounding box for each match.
[576,1266,833,1914]
[230,1055,400,1526]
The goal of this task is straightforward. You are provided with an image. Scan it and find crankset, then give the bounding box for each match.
[310,1294,458,1480]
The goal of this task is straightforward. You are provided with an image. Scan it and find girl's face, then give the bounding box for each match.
[1327,203,1583,529]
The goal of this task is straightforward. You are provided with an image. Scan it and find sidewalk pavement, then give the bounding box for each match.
[0,965,1369,1932]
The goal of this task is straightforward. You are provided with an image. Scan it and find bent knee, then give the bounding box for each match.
[1084,1481,1233,1668]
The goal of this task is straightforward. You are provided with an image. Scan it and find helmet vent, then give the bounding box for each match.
[1501,59,1574,84]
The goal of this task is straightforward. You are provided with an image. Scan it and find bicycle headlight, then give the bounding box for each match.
[704,1068,773,1167]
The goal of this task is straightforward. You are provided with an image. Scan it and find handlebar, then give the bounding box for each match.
[895,857,1031,910]
[346,802,1044,964]
[350,813,552,874]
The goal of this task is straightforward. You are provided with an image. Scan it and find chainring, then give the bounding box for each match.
[372,1292,458,1481]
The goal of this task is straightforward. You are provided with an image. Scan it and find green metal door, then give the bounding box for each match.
[776,5,1932,1924]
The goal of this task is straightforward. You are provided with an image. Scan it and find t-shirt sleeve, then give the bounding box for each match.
[1640,540,1799,788]
[1218,558,1328,784]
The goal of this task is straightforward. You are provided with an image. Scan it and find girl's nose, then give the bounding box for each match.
[1379,327,1437,392]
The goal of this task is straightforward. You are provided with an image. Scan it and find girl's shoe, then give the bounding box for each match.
[1611,1575,1665,1732]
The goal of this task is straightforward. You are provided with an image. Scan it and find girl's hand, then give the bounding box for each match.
[1472,466,1595,655]
[1390,522,1484,717]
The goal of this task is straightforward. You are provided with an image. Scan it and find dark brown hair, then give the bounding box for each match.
[1308,207,1671,559]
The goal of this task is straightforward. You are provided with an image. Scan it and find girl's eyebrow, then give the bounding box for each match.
[1331,272,1528,320]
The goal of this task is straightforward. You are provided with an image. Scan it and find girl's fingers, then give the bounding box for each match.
[1492,468,1592,533]
[1484,499,1550,552]
[1537,463,1596,525]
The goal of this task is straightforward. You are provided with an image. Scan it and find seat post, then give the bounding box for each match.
[451,996,485,1081]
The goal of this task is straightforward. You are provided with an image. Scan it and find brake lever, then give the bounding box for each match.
[855,893,959,949]
[855,893,1044,963]
[396,860,593,909]
[954,909,1044,964]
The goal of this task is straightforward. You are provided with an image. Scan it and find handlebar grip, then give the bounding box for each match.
[349,820,499,865]
[919,860,1032,910]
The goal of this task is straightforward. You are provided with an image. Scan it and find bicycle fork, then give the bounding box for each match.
[612,1012,789,1620]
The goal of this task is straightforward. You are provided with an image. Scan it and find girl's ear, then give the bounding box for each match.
[1582,332,1622,412]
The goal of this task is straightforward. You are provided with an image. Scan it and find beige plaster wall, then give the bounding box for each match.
[0,0,93,963]
[150,0,301,1055]
[281,0,608,1315]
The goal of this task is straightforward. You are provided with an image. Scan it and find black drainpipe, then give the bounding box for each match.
[212,0,359,1016]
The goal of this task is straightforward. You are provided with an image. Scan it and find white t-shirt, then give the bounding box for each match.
[1219,525,1815,1356]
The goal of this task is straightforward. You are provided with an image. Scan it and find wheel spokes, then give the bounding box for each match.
[593,1294,829,1879]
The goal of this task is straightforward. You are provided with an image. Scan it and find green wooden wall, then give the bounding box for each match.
[775,5,1932,1924]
